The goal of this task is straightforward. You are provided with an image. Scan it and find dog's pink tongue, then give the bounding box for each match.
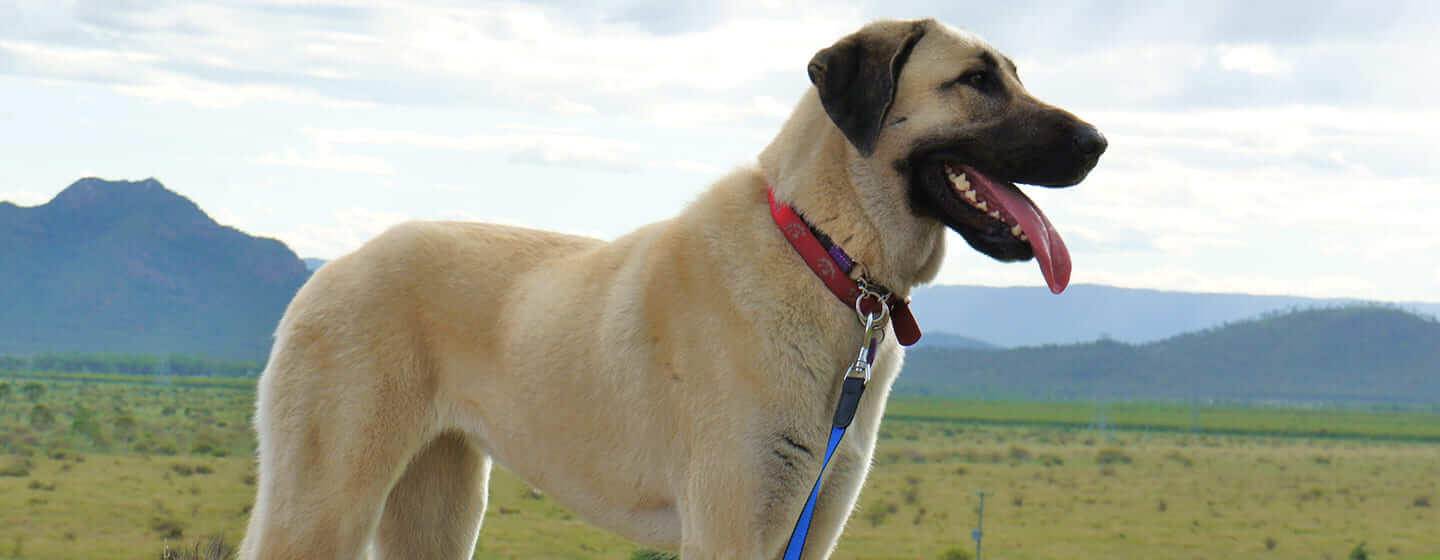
[962,166,1072,294]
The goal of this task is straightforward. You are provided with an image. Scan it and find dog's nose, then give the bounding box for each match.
[1072,126,1107,157]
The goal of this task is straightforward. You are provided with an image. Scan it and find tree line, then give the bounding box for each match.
[0,352,263,377]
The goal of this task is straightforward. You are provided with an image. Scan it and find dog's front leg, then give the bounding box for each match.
[789,446,870,559]
[676,438,770,559]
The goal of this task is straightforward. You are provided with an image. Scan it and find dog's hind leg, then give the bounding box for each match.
[373,431,491,559]
[239,360,438,560]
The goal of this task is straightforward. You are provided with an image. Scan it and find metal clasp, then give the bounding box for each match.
[846,310,885,385]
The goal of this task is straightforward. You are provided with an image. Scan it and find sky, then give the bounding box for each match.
[2,0,1438,303]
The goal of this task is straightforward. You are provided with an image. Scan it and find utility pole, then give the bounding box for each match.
[973,491,989,560]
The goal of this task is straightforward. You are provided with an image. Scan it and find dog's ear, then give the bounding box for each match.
[808,20,929,156]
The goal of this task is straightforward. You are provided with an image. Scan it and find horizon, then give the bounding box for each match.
[3,1,1438,302]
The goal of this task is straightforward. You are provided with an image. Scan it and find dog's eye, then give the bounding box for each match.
[964,71,990,88]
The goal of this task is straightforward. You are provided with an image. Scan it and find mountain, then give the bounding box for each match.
[896,306,1440,403]
[909,284,1440,348]
[0,178,309,361]
[301,258,327,271]
[911,332,999,350]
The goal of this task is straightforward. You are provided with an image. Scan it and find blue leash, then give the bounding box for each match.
[782,307,882,559]
[782,377,866,559]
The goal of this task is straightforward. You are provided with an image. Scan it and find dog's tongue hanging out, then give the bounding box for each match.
[959,165,1072,294]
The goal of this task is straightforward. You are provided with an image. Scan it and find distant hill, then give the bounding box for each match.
[910,284,1440,347]
[0,178,309,361]
[896,306,1440,403]
[301,258,327,271]
[911,332,999,350]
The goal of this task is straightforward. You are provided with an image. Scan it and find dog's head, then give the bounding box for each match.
[806,19,1105,293]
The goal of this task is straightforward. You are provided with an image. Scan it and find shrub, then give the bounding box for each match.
[171,464,195,477]
[1414,495,1431,508]
[114,415,139,442]
[1162,451,1192,467]
[1008,446,1032,462]
[1038,453,1064,467]
[150,516,186,539]
[0,456,31,477]
[158,535,239,560]
[154,440,179,456]
[629,550,677,560]
[21,382,44,402]
[194,464,214,475]
[939,547,973,560]
[1349,541,1368,560]
[862,500,897,527]
[28,405,56,430]
[1095,448,1133,465]
[1265,537,1278,551]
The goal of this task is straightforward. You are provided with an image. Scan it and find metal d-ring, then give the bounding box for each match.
[853,283,891,329]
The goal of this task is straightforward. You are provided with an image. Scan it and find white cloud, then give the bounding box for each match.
[276,207,413,259]
[294,126,645,172]
[254,148,394,176]
[1217,44,1292,75]
[0,190,49,206]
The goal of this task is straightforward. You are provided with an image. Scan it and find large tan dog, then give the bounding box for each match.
[239,18,1104,559]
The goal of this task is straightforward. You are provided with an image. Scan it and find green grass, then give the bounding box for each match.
[1,374,1437,559]
[887,397,1440,441]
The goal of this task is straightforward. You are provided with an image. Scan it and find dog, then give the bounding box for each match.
[239,18,1104,559]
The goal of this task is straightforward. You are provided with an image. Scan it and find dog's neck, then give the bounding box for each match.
[757,90,947,296]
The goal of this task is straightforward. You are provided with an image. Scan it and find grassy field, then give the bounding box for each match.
[1,375,1438,559]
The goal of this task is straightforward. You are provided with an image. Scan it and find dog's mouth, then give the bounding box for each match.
[915,160,1071,294]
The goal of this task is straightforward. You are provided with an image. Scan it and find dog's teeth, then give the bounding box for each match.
[1019,232,1029,241]
[949,172,971,191]
[989,210,1001,219]
[975,201,988,211]
[1011,225,1024,237]
[964,190,978,203]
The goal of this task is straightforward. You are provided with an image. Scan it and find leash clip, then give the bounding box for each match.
[846,311,884,385]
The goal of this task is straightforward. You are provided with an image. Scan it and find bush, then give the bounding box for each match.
[159,535,238,560]
[154,440,179,456]
[1349,541,1368,560]
[150,516,186,539]
[862,500,897,527]
[940,547,973,560]
[1414,495,1431,508]
[1095,448,1133,465]
[21,383,45,402]
[629,550,677,560]
[1163,451,1194,467]
[28,405,56,430]
[0,456,31,477]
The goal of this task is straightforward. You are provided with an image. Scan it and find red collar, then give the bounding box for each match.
[767,188,921,346]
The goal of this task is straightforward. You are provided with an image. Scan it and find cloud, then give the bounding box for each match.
[290,126,647,172]
[0,189,49,206]
[1216,44,1291,75]
[254,148,394,176]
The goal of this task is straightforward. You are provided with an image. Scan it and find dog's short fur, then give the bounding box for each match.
[239,19,1103,559]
